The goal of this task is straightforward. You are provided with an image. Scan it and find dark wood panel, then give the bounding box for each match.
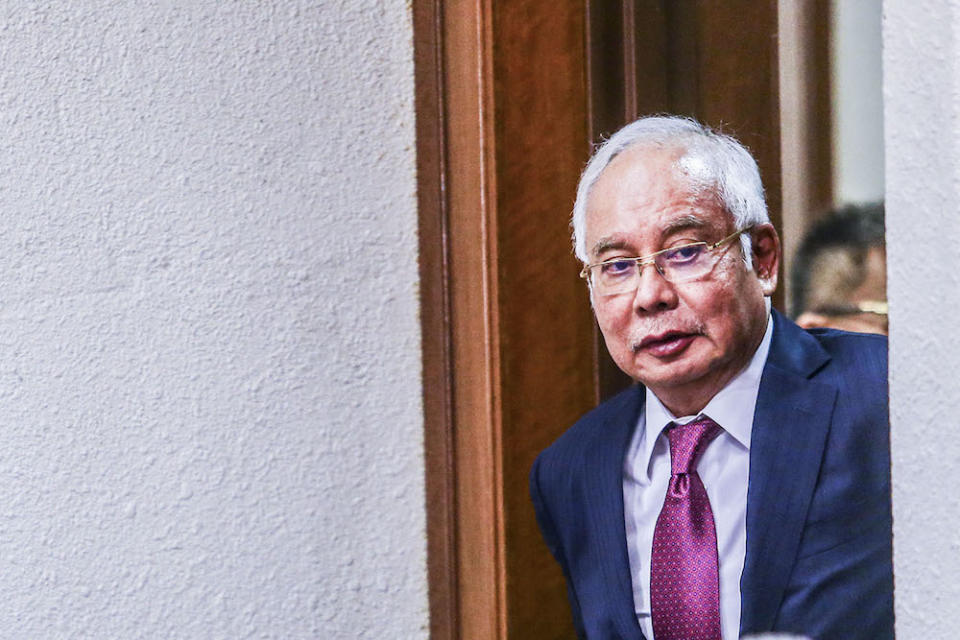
[808,0,833,215]
[663,1,701,116]
[631,1,670,118]
[587,0,629,137]
[491,2,595,638]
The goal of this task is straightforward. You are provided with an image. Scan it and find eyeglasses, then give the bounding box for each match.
[580,226,753,297]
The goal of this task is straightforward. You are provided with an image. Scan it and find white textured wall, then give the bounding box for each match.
[885,1,960,636]
[0,2,426,638]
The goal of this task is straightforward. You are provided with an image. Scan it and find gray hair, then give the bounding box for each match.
[571,115,769,265]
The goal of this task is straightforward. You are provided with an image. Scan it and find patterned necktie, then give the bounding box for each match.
[650,417,723,640]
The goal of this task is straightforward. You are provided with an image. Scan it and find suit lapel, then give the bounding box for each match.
[584,385,647,639]
[739,311,836,634]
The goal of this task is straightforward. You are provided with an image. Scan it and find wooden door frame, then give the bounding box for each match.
[414,2,596,638]
[414,1,508,637]
[413,1,459,636]
[413,1,827,637]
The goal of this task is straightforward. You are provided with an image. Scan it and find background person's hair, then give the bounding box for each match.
[571,115,770,265]
[790,202,886,317]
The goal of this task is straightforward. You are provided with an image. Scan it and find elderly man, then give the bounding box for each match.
[530,116,892,640]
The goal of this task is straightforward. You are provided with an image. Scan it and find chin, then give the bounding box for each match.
[627,360,708,391]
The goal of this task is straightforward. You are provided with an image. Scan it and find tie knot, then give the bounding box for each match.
[666,417,721,475]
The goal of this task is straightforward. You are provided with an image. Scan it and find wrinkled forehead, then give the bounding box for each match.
[584,154,735,261]
[587,143,728,221]
[675,149,718,187]
[657,140,722,191]
[600,140,722,201]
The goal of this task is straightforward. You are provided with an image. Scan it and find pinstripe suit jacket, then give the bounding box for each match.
[530,310,893,639]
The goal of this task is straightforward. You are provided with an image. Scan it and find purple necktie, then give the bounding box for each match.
[650,417,723,640]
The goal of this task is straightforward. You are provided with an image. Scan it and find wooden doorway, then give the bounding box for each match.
[414,2,818,637]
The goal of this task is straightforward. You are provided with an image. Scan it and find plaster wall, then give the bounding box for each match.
[885,0,960,635]
[0,2,426,638]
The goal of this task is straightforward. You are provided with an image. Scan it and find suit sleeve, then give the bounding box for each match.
[530,453,587,639]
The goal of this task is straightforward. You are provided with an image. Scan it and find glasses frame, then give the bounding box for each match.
[579,225,755,292]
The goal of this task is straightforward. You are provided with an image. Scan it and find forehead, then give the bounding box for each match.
[584,145,730,257]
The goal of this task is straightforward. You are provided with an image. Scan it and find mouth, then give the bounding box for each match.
[634,330,699,358]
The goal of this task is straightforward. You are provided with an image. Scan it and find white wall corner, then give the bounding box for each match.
[884,0,960,635]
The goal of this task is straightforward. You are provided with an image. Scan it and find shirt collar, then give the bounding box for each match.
[636,313,774,474]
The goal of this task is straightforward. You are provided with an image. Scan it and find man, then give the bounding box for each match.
[791,203,887,335]
[529,116,892,640]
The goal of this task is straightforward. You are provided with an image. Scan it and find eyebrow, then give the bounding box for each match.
[661,214,710,236]
[591,237,633,257]
[589,214,710,258]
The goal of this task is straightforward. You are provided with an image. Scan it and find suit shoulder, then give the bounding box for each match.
[804,326,887,349]
[805,327,887,369]
[803,328,888,409]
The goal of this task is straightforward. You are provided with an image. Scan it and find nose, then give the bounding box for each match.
[631,262,679,313]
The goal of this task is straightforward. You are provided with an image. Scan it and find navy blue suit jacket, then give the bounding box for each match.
[530,310,893,639]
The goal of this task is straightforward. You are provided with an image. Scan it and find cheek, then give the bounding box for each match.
[696,287,765,354]
[596,315,629,349]
[677,282,730,321]
[678,281,748,341]
[594,305,636,351]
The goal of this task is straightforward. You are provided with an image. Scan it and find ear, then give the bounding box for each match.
[750,223,780,296]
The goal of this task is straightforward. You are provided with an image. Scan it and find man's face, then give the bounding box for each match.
[584,145,779,415]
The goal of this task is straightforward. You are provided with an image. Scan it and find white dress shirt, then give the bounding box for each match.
[623,315,773,640]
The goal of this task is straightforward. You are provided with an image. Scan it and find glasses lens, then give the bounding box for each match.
[592,259,639,295]
[656,243,711,283]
